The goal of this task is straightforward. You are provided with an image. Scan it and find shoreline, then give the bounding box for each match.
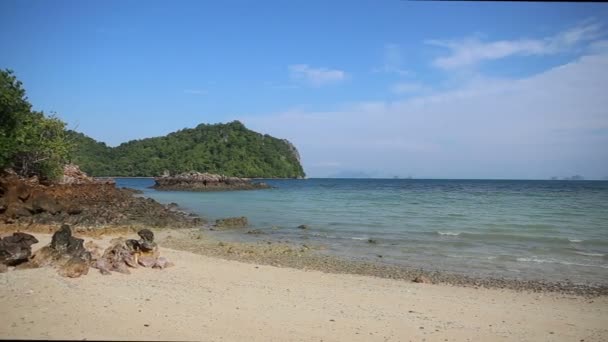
[3,224,606,297]
[160,228,608,297]
[1,230,607,341]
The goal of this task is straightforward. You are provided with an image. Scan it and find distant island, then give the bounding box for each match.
[550,175,586,181]
[68,121,305,179]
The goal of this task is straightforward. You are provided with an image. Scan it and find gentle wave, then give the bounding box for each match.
[437,231,461,236]
[427,231,608,247]
[516,257,608,269]
[574,252,606,257]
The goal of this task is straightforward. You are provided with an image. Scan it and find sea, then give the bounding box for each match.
[115,178,608,284]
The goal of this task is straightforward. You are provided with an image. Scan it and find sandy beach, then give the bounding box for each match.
[1,231,607,342]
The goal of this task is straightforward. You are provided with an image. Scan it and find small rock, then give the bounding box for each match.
[138,256,156,268]
[154,257,174,269]
[297,224,309,230]
[58,257,89,278]
[413,275,432,284]
[215,216,248,229]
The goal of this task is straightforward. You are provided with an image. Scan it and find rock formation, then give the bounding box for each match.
[214,216,249,229]
[153,171,270,191]
[27,224,92,278]
[0,232,39,266]
[94,228,173,275]
[0,167,201,227]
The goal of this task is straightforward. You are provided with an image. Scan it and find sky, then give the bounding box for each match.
[1,1,607,179]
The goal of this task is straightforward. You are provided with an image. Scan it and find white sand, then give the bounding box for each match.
[1,233,607,341]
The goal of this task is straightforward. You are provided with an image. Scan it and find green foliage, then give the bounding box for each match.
[0,69,71,179]
[70,121,306,178]
[1,69,304,179]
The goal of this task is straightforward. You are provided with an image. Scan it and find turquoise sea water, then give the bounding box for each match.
[116,178,608,284]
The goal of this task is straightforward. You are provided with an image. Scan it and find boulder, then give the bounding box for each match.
[93,240,136,275]
[215,216,248,229]
[25,225,91,278]
[50,225,89,261]
[0,232,39,266]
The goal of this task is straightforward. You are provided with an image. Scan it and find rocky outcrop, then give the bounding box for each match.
[153,172,270,191]
[214,216,249,229]
[0,232,39,266]
[0,168,201,227]
[60,164,111,185]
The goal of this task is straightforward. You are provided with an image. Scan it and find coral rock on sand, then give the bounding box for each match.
[58,256,90,278]
[26,225,91,277]
[0,232,39,266]
[138,256,157,268]
[94,229,172,274]
[94,239,136,275]
[84,240,103,261]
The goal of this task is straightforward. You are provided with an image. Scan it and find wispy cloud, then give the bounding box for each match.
[427,21,603,69]
[244,50,608,178]
[374,44,410,76]
[183,89,207,95]
[289,64,348,87]
[390,82,428,94]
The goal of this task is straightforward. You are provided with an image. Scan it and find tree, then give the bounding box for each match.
[0,69,71,179]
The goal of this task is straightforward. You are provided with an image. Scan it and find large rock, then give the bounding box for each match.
[215,216,248,229]
[153,171,270,192]
[0,232,39,266]
[26,225,91,278]
[94,239,136,275]
[50,224,89,261]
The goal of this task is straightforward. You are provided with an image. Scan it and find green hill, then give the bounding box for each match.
[68,121,305,178]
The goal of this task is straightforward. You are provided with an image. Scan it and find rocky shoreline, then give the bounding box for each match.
[152,171,270,191]
[1,165,606,298]
[0,166,201,228]
[158,228,608,298]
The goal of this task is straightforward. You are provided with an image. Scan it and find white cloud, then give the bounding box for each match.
[243,50,608,179]
[288,64,347,86]
[374,44,410,76]
[428,21,603,69]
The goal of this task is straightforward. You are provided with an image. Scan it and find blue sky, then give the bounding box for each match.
[1,1,608,179]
